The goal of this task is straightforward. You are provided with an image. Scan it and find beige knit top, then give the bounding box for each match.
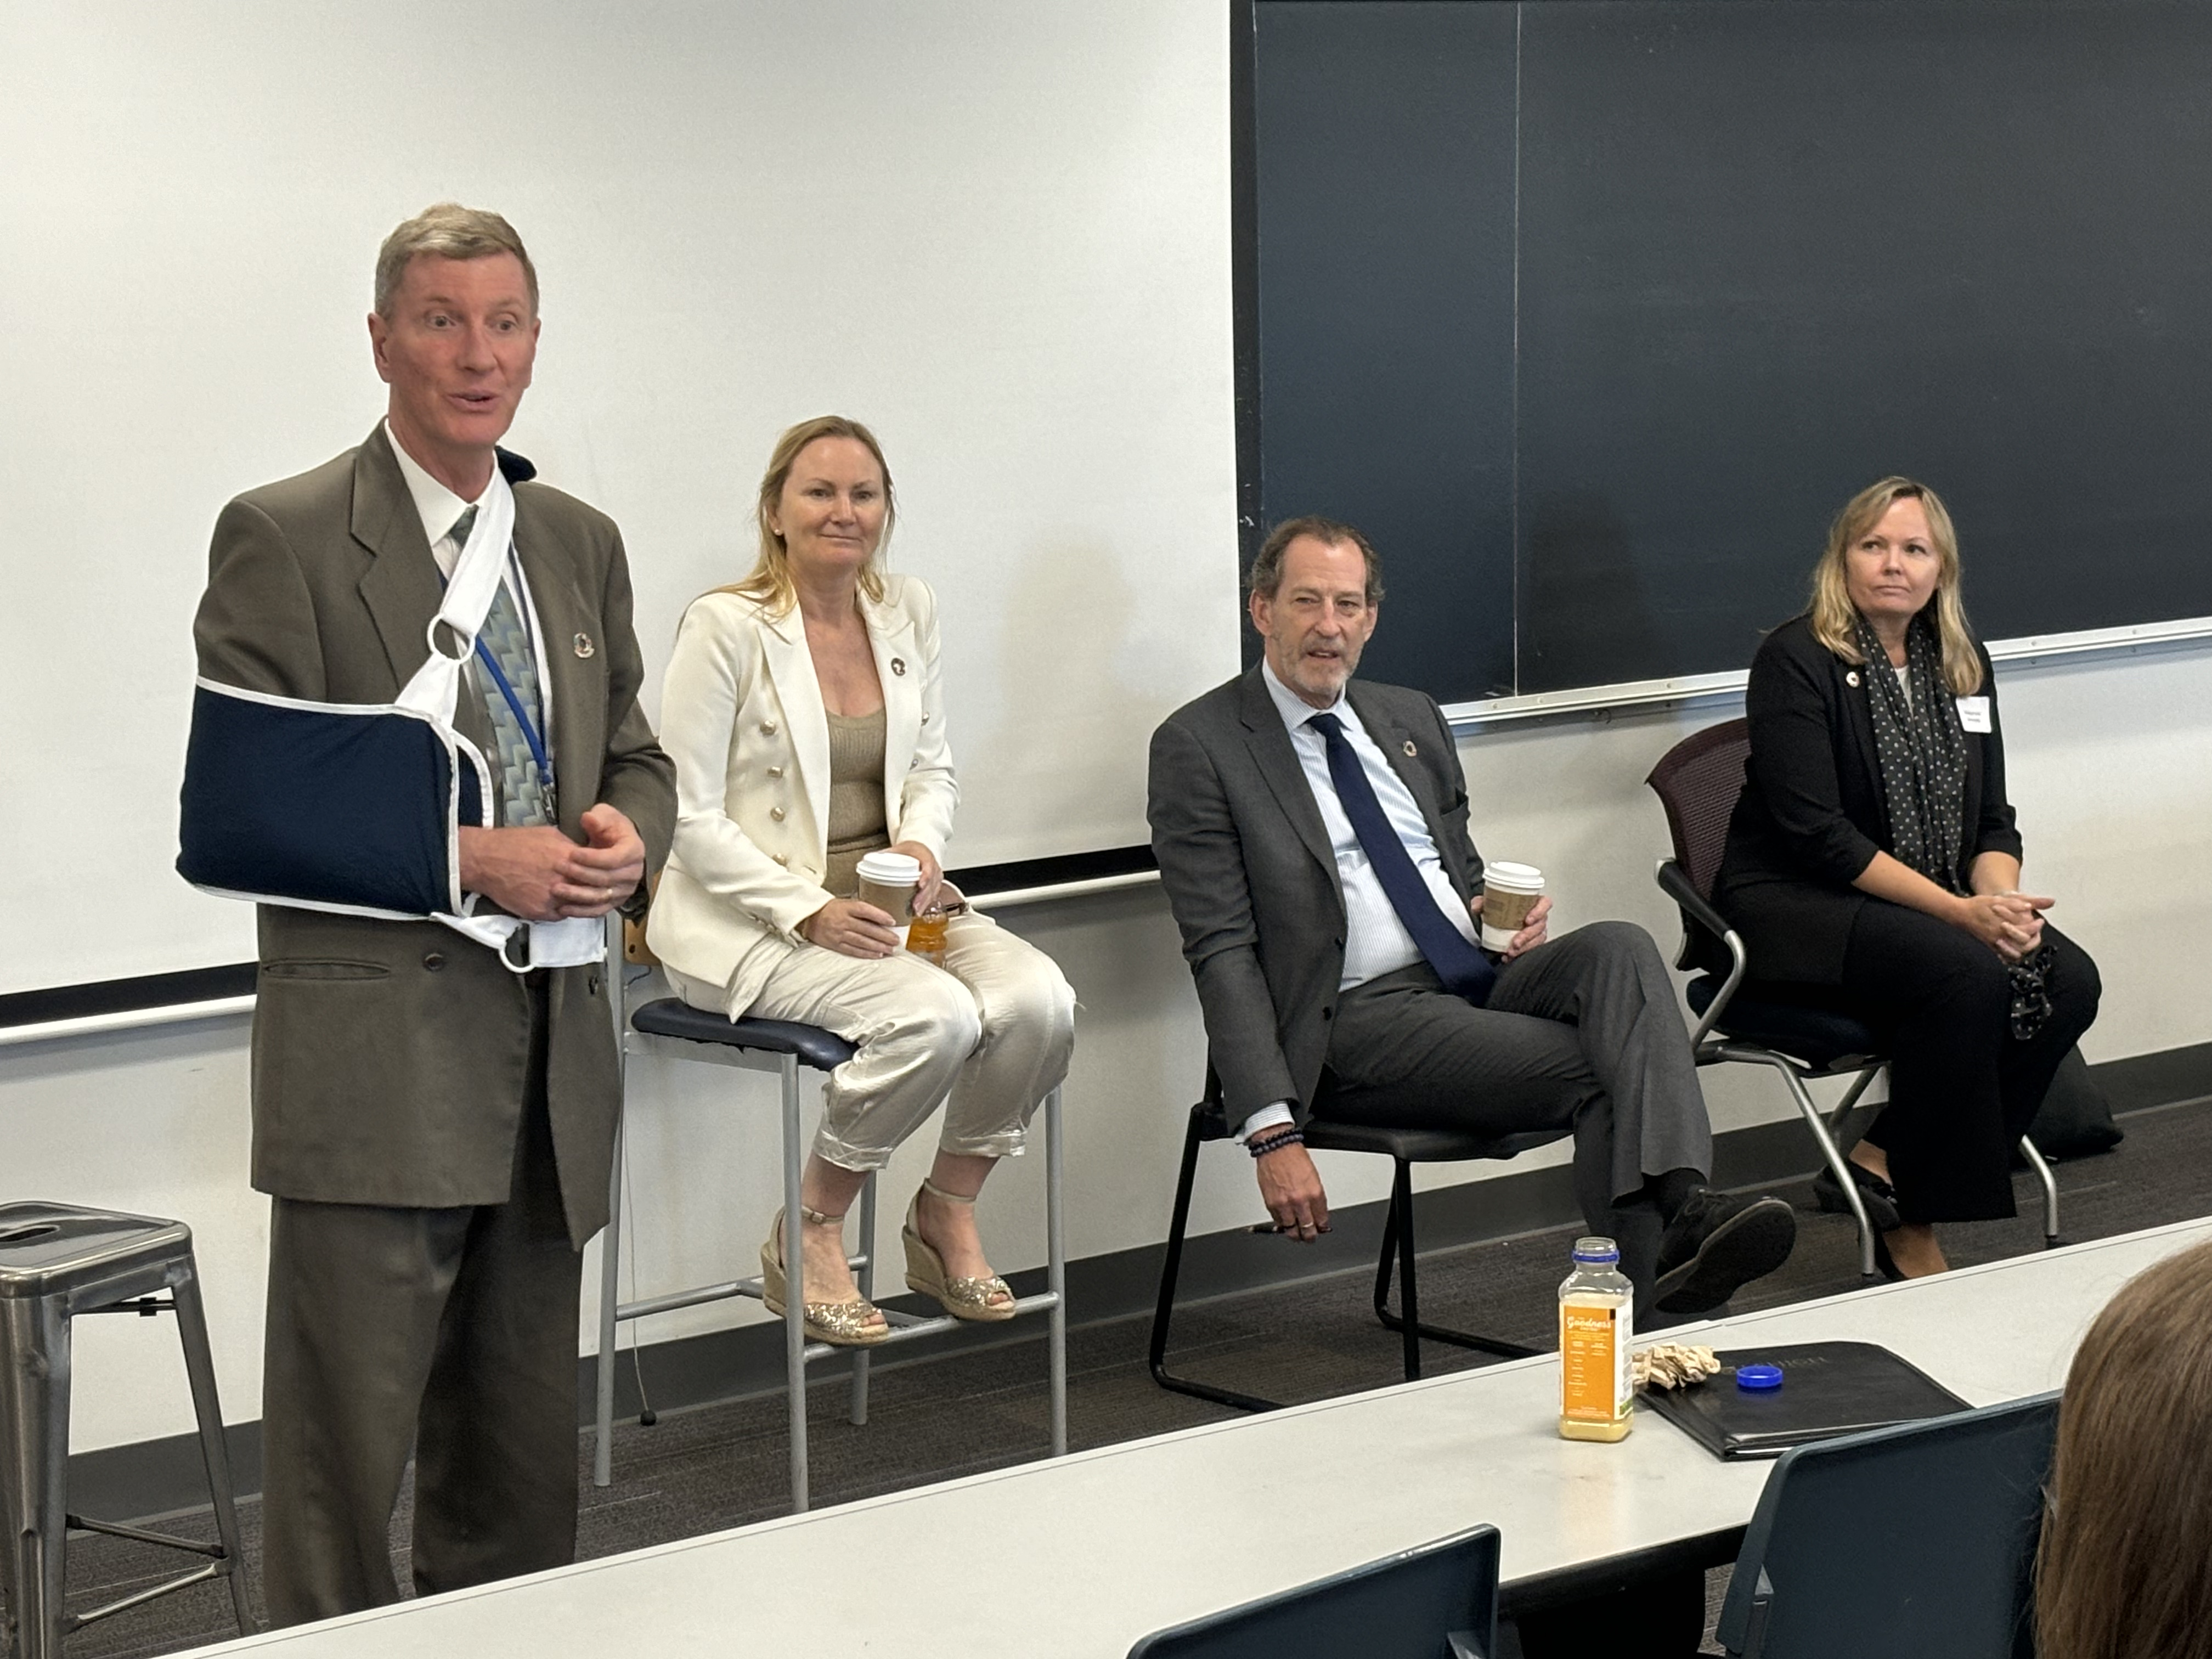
[823,708,890,896]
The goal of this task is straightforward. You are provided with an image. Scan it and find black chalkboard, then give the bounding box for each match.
[1251,0,2212,703]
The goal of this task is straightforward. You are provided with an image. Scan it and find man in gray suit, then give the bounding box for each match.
[191,204,674,1623]
[1148,516,1793,1314]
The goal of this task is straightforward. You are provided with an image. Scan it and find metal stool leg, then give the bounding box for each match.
[2021,1137,2063,1247]
[849,1175,875,1428]
[592,1110,625,1489]
[170,1268,253,1638]
[780,1052,810,1513]
[1046,1085,1069,1457]
[0,1293,70,1659]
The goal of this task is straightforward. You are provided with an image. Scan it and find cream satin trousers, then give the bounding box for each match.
[667,911,1075,1170]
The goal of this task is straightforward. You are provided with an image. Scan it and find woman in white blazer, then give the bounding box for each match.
[649,416,1075,1345]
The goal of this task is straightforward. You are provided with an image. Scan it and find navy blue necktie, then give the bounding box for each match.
[1307,711,1496,1006]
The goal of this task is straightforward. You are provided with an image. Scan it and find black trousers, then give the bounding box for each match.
[1841,902,2100,1224]
[259,976,584,1627]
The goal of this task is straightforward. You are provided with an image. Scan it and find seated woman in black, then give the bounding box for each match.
[1716,476,2100,1278]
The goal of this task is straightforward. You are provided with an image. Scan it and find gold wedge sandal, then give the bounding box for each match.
[760,1205,890,1346]
[904,1180,1017,1322]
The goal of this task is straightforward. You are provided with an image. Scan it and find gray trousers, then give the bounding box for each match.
[1319,921,1713,1291]
[259,980,582,1627]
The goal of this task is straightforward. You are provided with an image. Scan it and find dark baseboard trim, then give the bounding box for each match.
[66,1040,2212,1522]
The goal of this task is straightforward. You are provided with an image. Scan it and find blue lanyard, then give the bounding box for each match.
[437,556,554,785]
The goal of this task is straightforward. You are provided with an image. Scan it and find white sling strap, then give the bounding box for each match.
[406,472,602,971]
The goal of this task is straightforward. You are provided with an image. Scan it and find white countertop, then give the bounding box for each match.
[184,1215,2212,1659]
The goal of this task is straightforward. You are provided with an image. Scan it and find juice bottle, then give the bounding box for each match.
[1558,1235,1634,1442]
[904,906,950,967]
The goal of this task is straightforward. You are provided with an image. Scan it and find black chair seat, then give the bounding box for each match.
[629,999,857,1072]
[1190,1100,1558,1165]
[1687,975,1884,1073]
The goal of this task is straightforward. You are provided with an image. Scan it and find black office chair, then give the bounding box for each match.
[1645,719,2059,1279]
[1127,1524,1500,1658]
[1149,1076,1559,1412]
[1717,1392,2058,1657]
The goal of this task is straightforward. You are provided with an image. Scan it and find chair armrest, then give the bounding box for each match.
[1653,860,1747,1047]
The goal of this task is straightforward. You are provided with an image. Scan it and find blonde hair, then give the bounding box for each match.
[2036,1238,2212,1659]
[1807,476,1983,696]
[723,416,895,615]
[374,203,538,318]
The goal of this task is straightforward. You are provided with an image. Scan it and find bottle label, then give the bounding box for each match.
[1560,1302,1627,1421]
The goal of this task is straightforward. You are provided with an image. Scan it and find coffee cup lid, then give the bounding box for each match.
[1485,861,1544,891]
[855,850,922,885]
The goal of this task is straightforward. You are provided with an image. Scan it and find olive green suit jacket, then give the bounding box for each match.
[191,425,674,1245]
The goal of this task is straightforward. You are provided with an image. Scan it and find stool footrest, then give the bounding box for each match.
[70,1561,232,1632]
[65,1513,228,1559]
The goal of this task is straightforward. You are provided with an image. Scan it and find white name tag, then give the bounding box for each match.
[1957,696,1992,733]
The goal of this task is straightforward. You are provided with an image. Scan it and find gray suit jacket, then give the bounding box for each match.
[1147,667,1483,1132]
[191,425,675,1244]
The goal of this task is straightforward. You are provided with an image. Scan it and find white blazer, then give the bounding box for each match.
[646,574,958,1013]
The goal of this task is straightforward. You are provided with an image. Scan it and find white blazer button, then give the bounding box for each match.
[770,806,786,821]
[773,853,788,866]
[767,765,783,778]
[761,720,778,736]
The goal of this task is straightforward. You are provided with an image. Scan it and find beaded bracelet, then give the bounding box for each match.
[1246,1127,1306,1159]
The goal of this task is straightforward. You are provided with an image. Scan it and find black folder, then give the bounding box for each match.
[1641,1341,1970,1460]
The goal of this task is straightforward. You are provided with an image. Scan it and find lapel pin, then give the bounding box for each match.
[1845,669,1859,686]
[1403,740,1418,758]
[890,656,907,676]
[574,632,595,659]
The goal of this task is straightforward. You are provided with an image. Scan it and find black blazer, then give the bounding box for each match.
[1714,613,2022,984]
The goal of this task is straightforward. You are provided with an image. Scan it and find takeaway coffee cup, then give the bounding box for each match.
[854,849,922,927]
[1480,862,1545,952]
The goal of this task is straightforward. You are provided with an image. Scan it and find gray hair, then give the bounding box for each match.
[1248,515,1384,605]
[374,202,538,318]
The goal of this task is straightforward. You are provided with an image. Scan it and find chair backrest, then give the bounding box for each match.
[1717,1392,2059,1659]
[1644,717,1751,902]
[1127,1526,1499,1659]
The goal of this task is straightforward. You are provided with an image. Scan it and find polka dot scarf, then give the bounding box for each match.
[1854,610,1969,893]
[1854,610,2053,1040]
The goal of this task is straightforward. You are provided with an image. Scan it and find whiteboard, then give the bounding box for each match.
[0,1,1240,996]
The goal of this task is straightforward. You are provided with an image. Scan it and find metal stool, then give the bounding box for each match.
[0,1201,253,1659]
[1150,1095,1559,1412]
[593,995,1068,1512]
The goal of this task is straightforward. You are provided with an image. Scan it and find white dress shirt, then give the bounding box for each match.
[1239,662,1482,1142]
[385,421,553,747]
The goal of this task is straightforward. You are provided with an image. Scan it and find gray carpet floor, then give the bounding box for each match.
[37,1094,2212,1658]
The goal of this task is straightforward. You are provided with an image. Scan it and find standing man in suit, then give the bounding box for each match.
[191,204,675,1624]
[1147,517,1796,1319]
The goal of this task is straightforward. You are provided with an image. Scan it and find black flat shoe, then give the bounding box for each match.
[1655,1190,1798,1314]
[1870,1231,1908,1283]
[1812,1160,1902,1234]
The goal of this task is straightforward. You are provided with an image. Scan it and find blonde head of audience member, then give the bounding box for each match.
[2036,1236,2212,1659]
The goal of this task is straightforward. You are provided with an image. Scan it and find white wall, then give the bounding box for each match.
[12,644,2206,1455]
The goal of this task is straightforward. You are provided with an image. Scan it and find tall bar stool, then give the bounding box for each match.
[592,936,1068,1513]
[0,1201,254,1659]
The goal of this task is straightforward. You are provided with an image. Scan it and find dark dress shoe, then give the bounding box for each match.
[1810,1160,1902,1233]
[1655,1190,1797,1314]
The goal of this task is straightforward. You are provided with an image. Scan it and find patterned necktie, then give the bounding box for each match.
[449,505,552,828]
[1306,711,1495,1005]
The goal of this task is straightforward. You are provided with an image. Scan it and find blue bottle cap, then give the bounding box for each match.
[1736,1363,1785,1392]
